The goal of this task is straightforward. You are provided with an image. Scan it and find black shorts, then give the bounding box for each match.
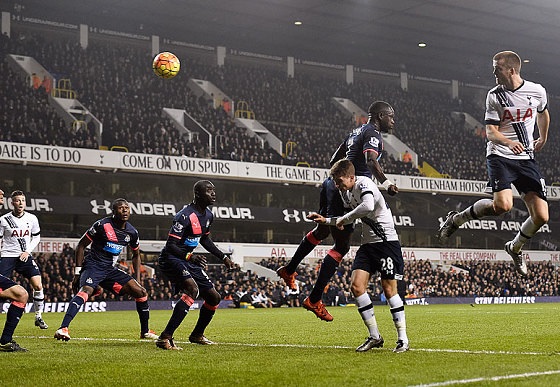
[0,256,41,279]
[318,177,354,233]
[351,241,404,280]
[318,177,346,217]
[0,273,18,293]
[486,155,547,200]
[80,263,134,290]
[158,255,214,292]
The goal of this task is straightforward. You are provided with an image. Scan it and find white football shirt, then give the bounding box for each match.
[484,80,548,160]
[335,176,398,244]
[0,211,41,256]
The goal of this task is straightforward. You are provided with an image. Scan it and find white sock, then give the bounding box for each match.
[512,217,540,252]
[33,289,44,317]
[387,295,408,343]
[454,199,495,226]
[355,293,380,339]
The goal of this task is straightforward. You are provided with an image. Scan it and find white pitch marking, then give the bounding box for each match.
[408,369,560,387]
[17,335,560,356]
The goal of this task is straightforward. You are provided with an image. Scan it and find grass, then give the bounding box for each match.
[2,303,560,386]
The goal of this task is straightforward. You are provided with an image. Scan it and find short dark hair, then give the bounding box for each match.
[10,190,25,198]
[368,101,393,118]
[112,198,128,212]
[194,180,213,198]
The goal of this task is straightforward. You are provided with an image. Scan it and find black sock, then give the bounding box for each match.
[0,303,25,344]
[60,293,86,328]
[286,236,318,273]
[162,298,190,338]
[309,255,339,304]
[136,299,150,335]
[191,303,216,337]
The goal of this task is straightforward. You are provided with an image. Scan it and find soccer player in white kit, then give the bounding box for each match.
[437,51,550,277]
[0,190,48,329]
[309,159,409,353]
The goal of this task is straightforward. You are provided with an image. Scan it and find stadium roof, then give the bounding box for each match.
[9,0,560,94]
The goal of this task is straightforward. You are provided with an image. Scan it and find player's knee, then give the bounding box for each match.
[313,225,330,240]
[333,242,350,257]
[351,282,366,297]
[183,280,199,299]
[493,201,512,215]
[132,286,148,299]
[382,282,398,298]
[204,290,221,306]
[532,212,549,227]
[13,285,29,303]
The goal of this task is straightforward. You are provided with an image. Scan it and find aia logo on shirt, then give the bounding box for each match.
[10,229,30,237]
[501,108,532,122]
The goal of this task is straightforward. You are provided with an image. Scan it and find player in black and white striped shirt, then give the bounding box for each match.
[309,159,409,353]
[437,51,550,277]
[0,190,48,329]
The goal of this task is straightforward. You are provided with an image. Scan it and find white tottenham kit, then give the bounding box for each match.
[0,212,41,257]
[485,80,547,160]
[326,176,398,244]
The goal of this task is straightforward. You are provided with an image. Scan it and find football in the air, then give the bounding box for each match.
[152,51,180,79]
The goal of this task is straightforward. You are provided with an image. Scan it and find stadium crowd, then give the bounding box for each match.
[3,30,558,182]
[11,247,559,309]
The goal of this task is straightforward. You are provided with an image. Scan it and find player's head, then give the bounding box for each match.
[493,51,522,87]
[368,101,395,133]
[0,189,4,205]
[330,159,356,192]
[193,180,216,207]
[111,198,130,222]
[10,190,26,215]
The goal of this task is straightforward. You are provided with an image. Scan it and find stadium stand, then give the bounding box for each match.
[8,28,560,181]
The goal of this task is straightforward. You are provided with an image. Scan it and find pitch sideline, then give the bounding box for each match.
[16,334,560,356]
[408,369,560,386]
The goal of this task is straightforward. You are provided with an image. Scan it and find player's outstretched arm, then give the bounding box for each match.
[365,151,398,196]
[200,234,234,269]
[307,212,327,223]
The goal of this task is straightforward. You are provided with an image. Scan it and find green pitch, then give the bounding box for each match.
[2,303,560,386]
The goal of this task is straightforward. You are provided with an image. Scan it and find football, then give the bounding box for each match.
[152,51,180,79]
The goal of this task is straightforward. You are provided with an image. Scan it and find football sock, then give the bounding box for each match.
[454,199,495,226]
[286,231,322,273]
[355,293,381,339]
[309,253,340,304]
[191,302,218,337]
[135,298,150,335]
[511,217,540,252]
[162,295,193,338]
[388,294,408,343]
[33,289,45,317]
[0,302,25,345]
[60,291,88,328]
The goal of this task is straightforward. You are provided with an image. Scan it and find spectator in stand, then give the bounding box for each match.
[3,29,559,182]
[402,150,413,165]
